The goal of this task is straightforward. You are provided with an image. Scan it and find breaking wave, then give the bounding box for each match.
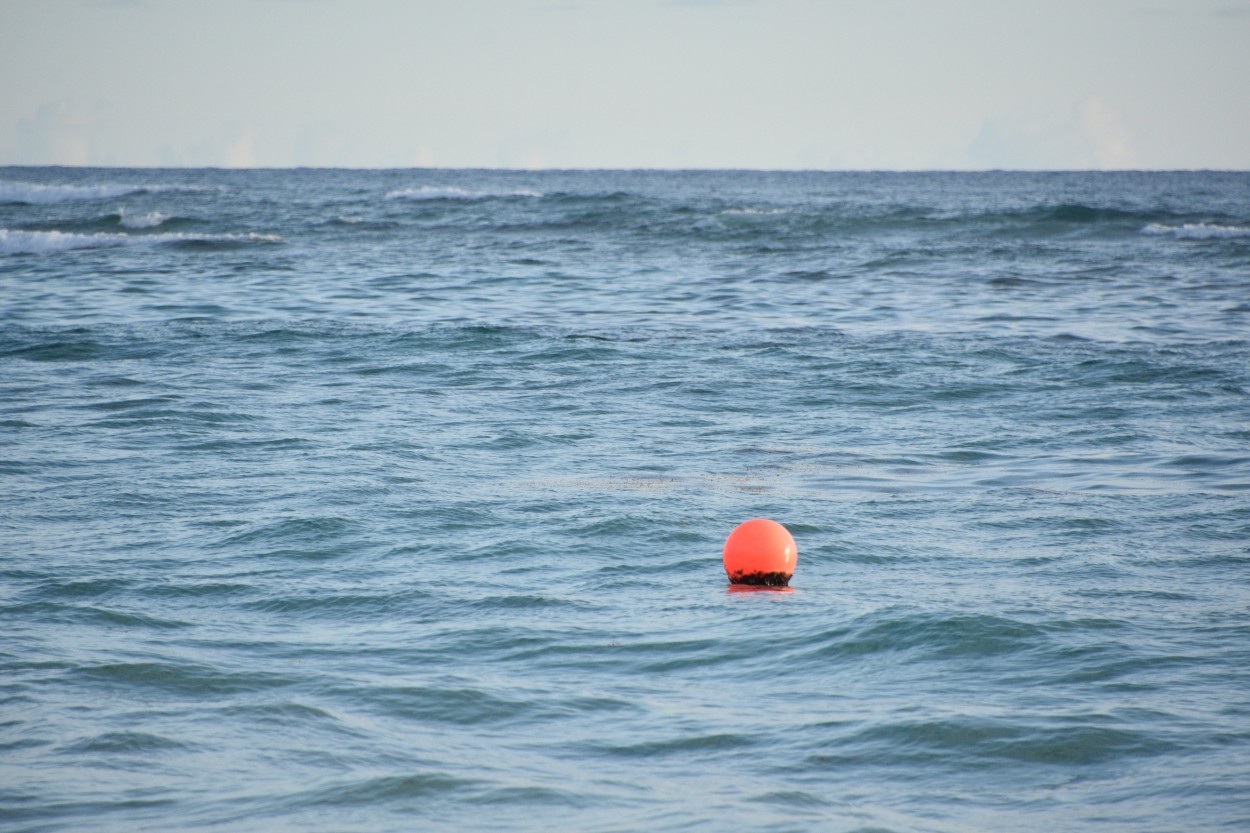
[0,228,281,255]
[721,207,791,217]
[385,186,543,201]
[1141,223,1250,240]
[117,209,171,229]
[0,181,217,205]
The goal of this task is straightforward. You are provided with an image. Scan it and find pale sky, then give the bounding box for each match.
[1,0,1248,170]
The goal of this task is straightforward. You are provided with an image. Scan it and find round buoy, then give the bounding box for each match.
[723,518,797,586]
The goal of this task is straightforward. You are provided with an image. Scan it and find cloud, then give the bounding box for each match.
[224,129,257,168]
[12,101,97,165]
[965,101,1138,170]
[1077,100,1136,168]
[411,146,435,168]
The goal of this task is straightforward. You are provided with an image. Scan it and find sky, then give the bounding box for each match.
[1,0,1248,170]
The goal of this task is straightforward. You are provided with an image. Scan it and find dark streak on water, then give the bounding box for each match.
[2,168,1249,832]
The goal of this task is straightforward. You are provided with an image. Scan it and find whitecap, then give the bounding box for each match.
[118,209,170,229]
[0,229,125,254]
[0,181,218,205]
[384,185,543,201]
[0,228,280,255]
[1141,222,1250,240]
[721,207,791,217]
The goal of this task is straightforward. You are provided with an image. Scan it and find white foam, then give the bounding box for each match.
[1141,222,1250,240]
[0,181,217,205]
[1,228,280,255]
[385,185,543,201]
[722,207,791,217]
[118,209,170,229]
[0,229,119,254]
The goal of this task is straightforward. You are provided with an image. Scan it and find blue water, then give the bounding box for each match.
[2,168,1249,832]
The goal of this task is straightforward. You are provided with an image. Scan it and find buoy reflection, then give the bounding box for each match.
[727,583,795,594]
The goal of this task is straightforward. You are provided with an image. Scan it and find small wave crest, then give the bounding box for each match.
[0,228,281,255]
[721,207,791,217]
[1044,203,1141,224]
[117,209,171,229]
[384,185,543,201]
[1141,222,1250,240]
[0,181,217,205]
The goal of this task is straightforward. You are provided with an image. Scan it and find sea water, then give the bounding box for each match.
[2,168,1248,832]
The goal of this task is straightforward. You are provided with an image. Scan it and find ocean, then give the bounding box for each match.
[2,168,1248,832]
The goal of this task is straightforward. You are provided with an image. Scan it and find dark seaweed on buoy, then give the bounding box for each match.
[728,571,792,587]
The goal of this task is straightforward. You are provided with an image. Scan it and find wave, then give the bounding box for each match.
[0,228,281,255]
[1041,203,1146,224]
[384,185,543,201]
[116,208,171,229]
[721,207,791,217]
[327,215,400,231]
[1141,222,1250,240]
[0,181,217,205]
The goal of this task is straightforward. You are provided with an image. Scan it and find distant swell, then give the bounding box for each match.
[1141,223,1250,240]
[0,181,217,205]
[1043,203,1144,224]
[0,228,281,255]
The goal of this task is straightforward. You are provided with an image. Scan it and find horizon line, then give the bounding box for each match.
[2,164,1247,174]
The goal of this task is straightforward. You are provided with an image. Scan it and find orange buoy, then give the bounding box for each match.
[723,518,797,586]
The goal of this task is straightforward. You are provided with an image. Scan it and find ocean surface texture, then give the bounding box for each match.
[2,169,1248,833]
